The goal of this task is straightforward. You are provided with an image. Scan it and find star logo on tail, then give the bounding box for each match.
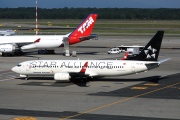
[144,45,157,59]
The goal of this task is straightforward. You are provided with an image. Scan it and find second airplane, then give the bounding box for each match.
[0,13,98,56]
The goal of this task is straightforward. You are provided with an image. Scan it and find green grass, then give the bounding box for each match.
[0,19,180,36]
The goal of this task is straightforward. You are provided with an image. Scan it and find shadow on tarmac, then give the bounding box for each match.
[0,108,174,120]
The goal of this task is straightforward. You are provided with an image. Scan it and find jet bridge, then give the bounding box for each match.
[63,37,77,57]
[63,37,70,56]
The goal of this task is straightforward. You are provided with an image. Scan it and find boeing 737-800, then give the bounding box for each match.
[0,13,98,56]
[12,31,170,81]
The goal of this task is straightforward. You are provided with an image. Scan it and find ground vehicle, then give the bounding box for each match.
[116,45,144,53]
[107,48,120,54]
[126,47,140,56]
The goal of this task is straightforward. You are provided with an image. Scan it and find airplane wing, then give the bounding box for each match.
[60,62,98,77]
[0,38,40,48]
[21,38,41,49]
[67,62,90,76]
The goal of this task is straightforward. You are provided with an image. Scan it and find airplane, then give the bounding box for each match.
[0,30,16,36]
[12,31,170,81]
[0,13,98,56]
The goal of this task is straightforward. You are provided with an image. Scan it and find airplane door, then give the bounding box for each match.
[26,63,33,71]
[131,62,135,72]
[26,63,30,71]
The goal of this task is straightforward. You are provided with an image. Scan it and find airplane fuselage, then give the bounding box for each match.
[12,60,159,79]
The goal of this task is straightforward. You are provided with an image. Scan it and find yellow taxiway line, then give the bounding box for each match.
[60,81,180,120]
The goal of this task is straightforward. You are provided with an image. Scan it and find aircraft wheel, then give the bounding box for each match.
[25,77,29,80]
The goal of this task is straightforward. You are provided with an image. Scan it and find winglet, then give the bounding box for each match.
[80,62,88,73]
[122,52,129,60]
[34,38,41,43]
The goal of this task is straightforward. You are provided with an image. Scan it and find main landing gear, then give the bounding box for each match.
[25,76,29,80]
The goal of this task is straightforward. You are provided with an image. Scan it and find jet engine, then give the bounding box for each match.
[0,44,16,53]
[54,73,71,81]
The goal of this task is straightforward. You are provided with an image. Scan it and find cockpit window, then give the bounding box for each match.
[17,64,22,67]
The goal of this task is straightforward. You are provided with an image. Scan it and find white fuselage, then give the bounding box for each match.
[0,35,66,49]
[12,60,159,78]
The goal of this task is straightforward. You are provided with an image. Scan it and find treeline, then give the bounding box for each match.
[0,7,180,20]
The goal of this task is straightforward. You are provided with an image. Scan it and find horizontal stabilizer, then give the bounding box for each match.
[158,58,171,64]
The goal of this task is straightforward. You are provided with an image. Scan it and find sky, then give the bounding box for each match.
[0,0,180,8]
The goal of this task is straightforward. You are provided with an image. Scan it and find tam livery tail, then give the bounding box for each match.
[68,13,98,44]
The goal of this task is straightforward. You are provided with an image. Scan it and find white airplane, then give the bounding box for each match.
[0,13,98,56]
[12,31,170,81]
[0,30,16,36]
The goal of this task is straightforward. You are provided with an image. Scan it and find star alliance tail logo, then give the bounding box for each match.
[144,45,157,59]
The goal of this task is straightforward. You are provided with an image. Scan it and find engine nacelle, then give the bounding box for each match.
[0,44,16,53]
[54,73,71,81]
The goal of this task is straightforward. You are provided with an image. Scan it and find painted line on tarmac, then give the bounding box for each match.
[144,83,159,86]
[59,81,180,120]
[14,117,37,120]
[131,87,147,90]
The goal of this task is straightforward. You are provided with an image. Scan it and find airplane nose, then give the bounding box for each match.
[11,67,16,72]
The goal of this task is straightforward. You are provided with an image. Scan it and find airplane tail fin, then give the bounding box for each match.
[68,13,98,44]
[127,31,164,61]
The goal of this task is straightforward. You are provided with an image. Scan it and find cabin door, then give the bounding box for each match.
[26,63,31,71]
[131,62,135,72]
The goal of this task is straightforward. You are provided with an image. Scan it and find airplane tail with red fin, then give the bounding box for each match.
[68,13,98,44]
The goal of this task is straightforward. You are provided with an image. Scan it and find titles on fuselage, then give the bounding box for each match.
[30,61,117,69]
